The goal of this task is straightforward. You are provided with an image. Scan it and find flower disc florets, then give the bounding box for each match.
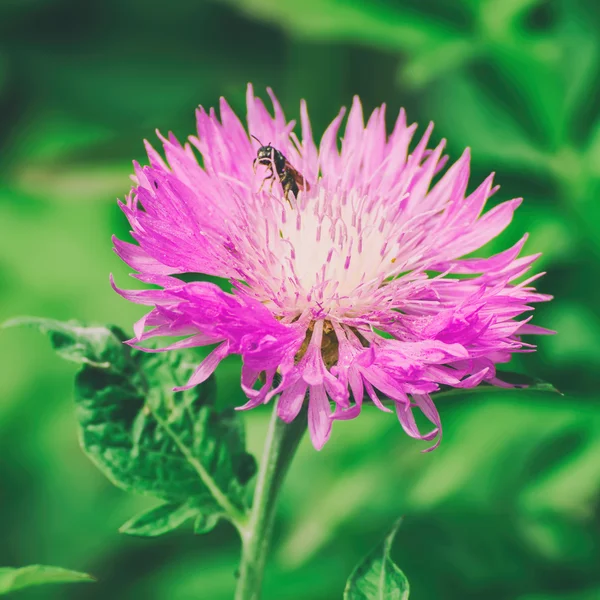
[112,85,552,450]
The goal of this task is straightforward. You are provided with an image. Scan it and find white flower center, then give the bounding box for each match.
[268,184,404,316]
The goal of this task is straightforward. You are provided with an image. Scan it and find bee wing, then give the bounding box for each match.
[285,160,311,191]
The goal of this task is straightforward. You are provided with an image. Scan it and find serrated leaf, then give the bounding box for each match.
[344,519,409,600]
[0,565,94,595]
[2,317,126,370]
[75,350,255,504]
[76,349,256,522]
[22,318,256,533]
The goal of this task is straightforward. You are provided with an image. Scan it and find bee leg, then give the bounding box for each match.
[257,165,274,194]
[257,175,269,194]
[282,181,294,209]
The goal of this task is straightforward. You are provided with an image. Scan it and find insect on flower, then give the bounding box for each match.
[112,85,553,451]
[252,135,310,206]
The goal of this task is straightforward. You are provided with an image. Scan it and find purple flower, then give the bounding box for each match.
[112,85,552,450]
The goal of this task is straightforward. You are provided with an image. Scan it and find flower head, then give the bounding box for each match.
[112,85,552,450]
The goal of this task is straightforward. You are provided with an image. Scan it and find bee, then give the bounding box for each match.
[252,136,310,206]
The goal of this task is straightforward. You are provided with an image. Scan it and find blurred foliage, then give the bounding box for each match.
[0,565,94,595]
[0,0,599,598]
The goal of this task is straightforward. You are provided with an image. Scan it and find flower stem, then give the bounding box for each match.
[235,403,306,600]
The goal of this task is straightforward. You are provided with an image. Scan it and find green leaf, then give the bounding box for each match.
[119,501,200,537]
[119,497,225,537]
[77,344,255,527]
[2,317,127,370]
[0,565,94,595]
[20,318,256,533]
[344,519,409,600]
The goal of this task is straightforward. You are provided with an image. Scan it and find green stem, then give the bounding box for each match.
[235,403,307,600]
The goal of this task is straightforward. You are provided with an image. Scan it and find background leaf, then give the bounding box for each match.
[0,565,94,595]
[344,519,409,600]
[215,0,458,52]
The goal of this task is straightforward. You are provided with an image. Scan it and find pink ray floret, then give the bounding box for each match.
[112,85,553,450]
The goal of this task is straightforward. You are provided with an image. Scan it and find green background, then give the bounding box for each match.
[1,0,599,598]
